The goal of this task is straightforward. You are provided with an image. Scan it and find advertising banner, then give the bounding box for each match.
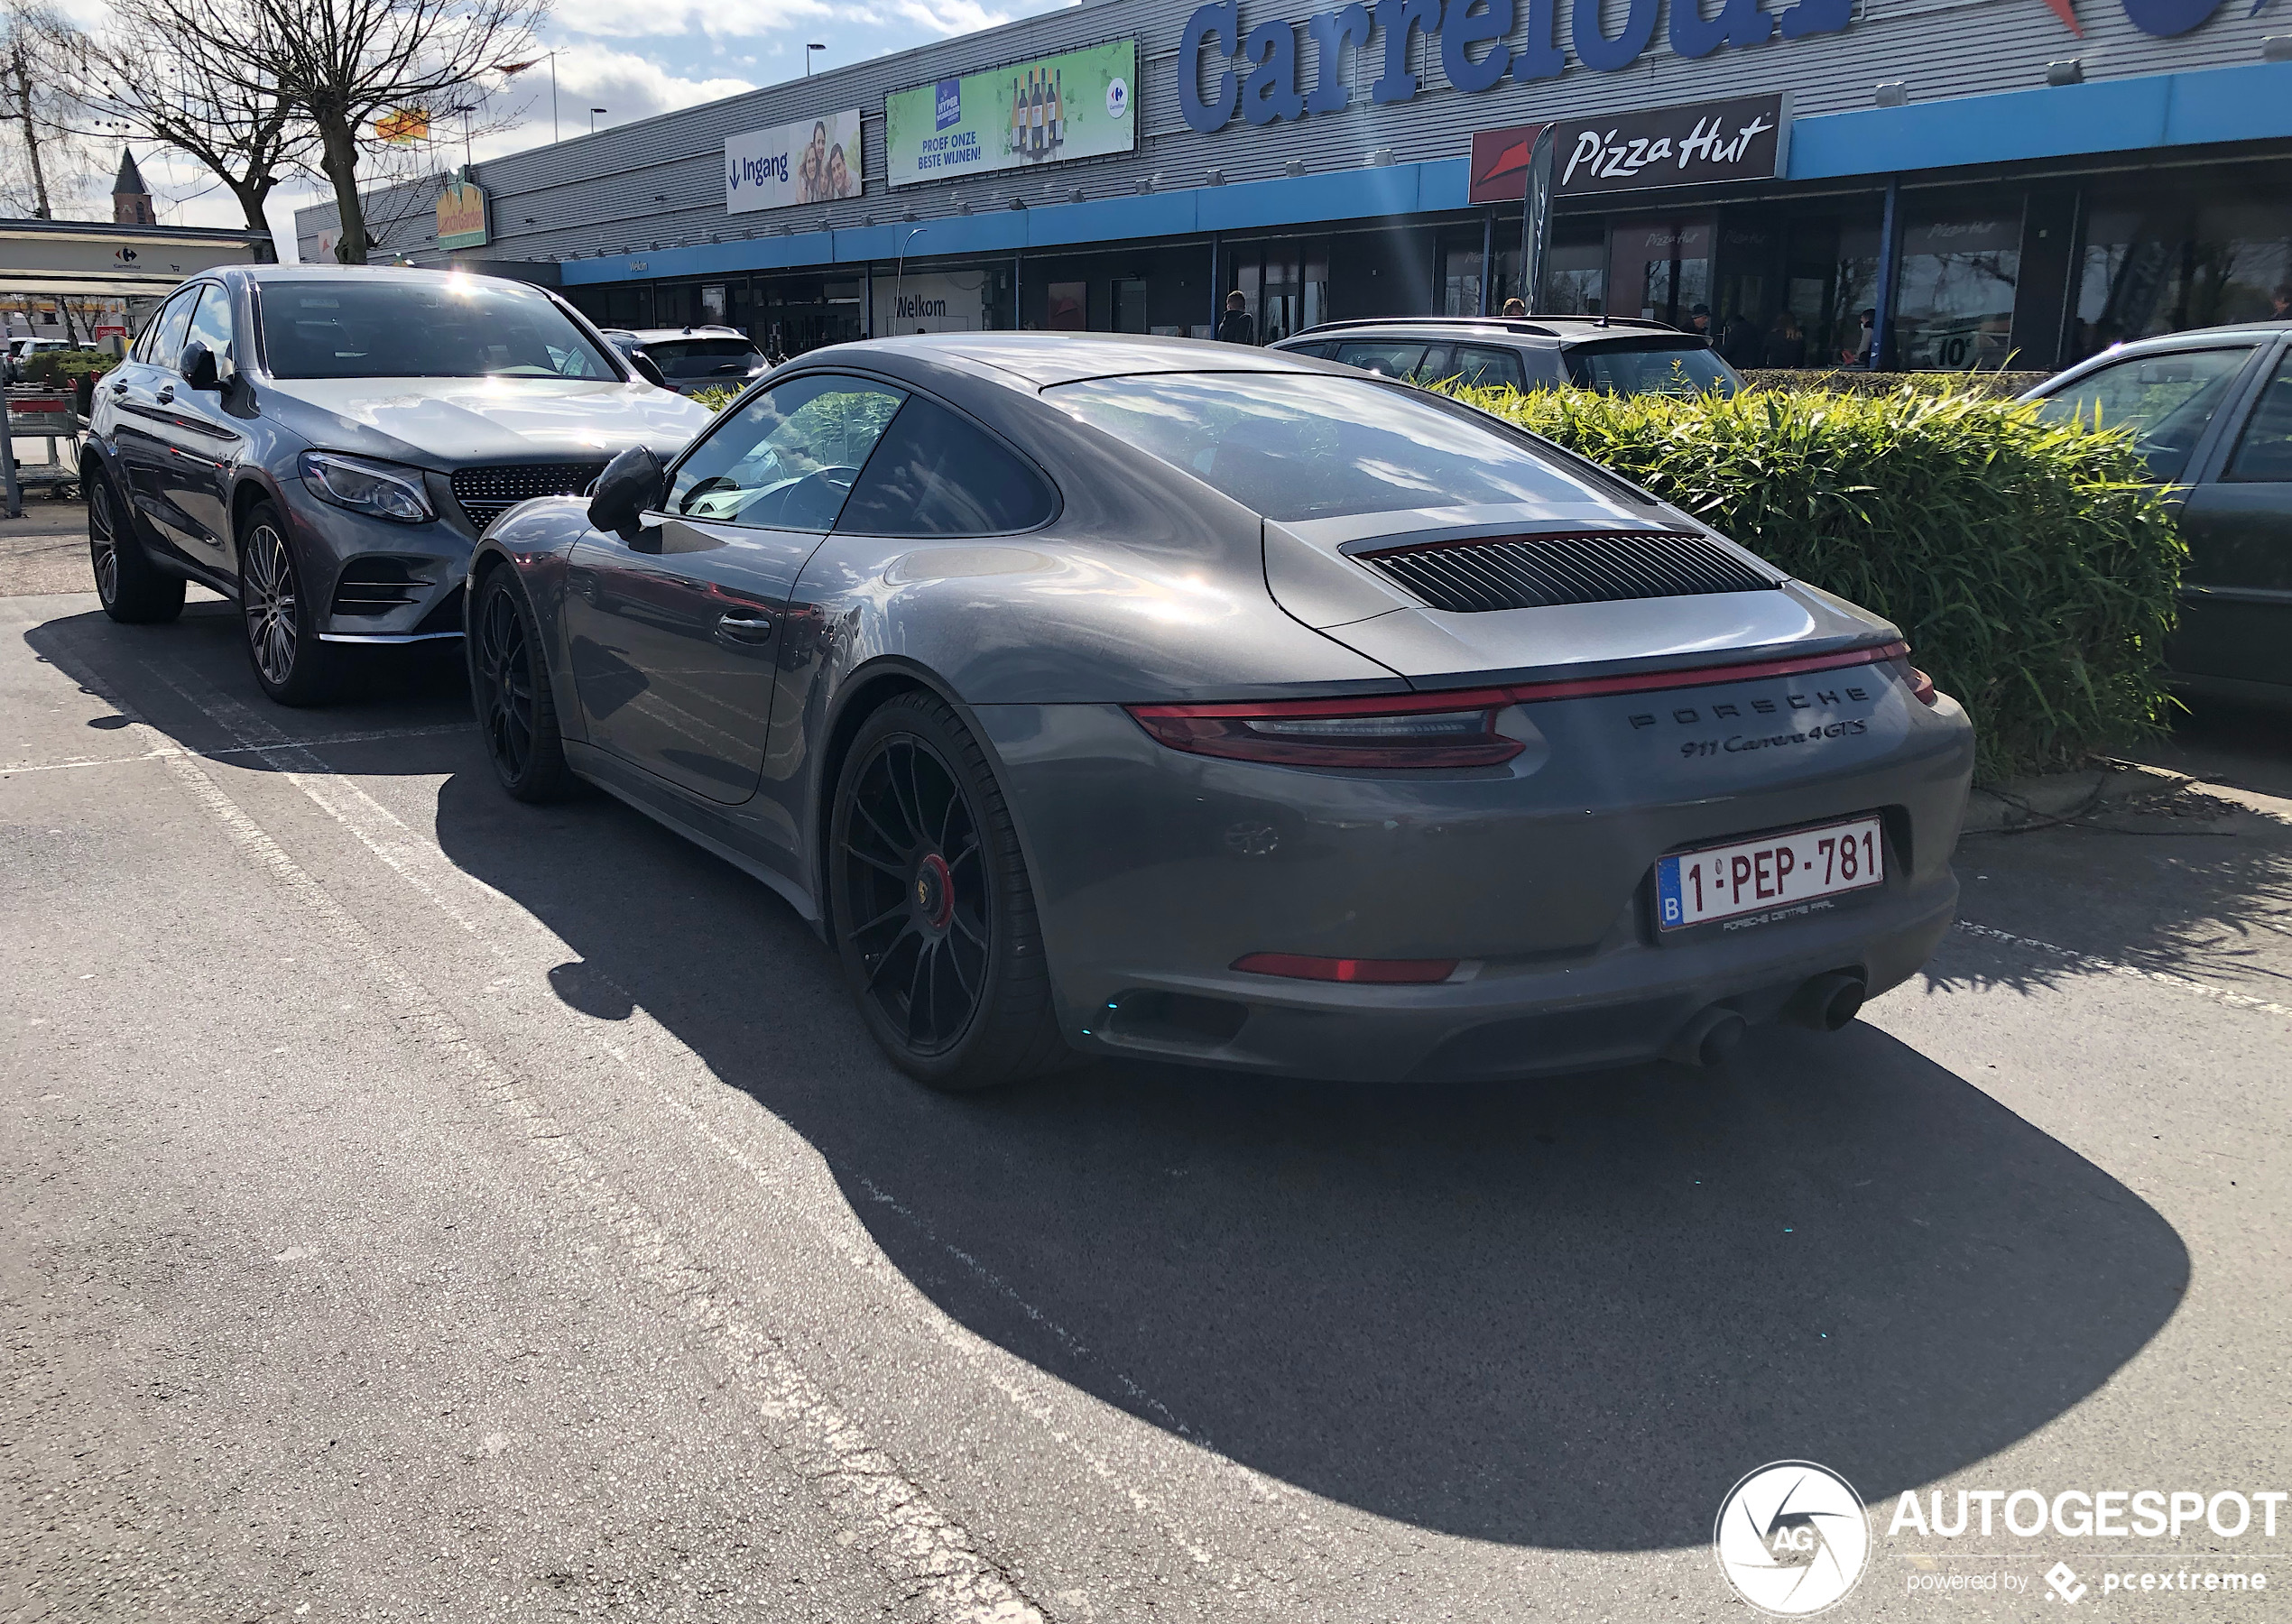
[885,40,1134,189]
[725,109,863,214]
[435,175,487,250]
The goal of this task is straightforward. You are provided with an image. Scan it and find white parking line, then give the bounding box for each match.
[0,722,471,775]
[1952,920,2292,1022]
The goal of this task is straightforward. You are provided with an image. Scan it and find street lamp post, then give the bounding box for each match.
[894,227,929,332]
[590,107,606,134]
[807,43,825,74]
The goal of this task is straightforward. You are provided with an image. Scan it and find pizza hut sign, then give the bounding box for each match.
[1468,94,1790,202]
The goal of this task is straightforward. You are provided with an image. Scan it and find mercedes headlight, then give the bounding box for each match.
[299,452,434,524]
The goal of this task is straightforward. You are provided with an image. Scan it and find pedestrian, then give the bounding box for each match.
[2274,282,2292,319]
[1215,291,1254,345]
[1765,310,1807,369]
[1842,308,1877,368]
[1688,302,1712,337]
[1501,297,1527,318]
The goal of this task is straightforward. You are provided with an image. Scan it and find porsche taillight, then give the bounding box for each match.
[1127,641,1914,768]
[1125,691,1523,769]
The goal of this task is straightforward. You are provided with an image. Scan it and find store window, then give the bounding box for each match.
[1545,226,1607,317]
[1894,206,2022,371]
[1608,217,1712,333]
[1775,211,1883,370]
[2073,189,2292,363]
[1438,226,1484,317]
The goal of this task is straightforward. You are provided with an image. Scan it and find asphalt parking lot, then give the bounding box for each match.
[5,513,2287,1622]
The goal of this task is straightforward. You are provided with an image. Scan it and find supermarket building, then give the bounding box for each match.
[297,0,2292,372]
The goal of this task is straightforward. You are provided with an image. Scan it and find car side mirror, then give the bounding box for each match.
[627,350,670,390]
[180,339,220,392]
[588,445,666,539]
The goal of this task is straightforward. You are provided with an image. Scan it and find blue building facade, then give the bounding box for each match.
[298,0,2292,372]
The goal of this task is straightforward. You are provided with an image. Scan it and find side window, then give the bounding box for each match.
[143,291,198,371]
[1332,340,1428,379]
[183,284,234,369]
[1448,345,1528,392]
[836,397,1058,537]
[2223,353,2292,483]
[1404,346,1454,384]
[2036,346,2255,483]
[665,373,903,532]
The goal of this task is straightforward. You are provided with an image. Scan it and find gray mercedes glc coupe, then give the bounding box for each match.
[467,333,1975,1091]
[83,264,716,703]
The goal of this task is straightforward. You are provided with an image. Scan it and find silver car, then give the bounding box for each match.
[82,265,716,704]
[467,334,1975,1091]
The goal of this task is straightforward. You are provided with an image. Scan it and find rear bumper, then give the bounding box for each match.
[976,671,1973,1082]
[1075,874,1955,1082]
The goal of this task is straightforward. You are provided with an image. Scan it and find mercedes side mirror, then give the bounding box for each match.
[627,349,670,390]
[587,445,666,539]
[180,339,220,392]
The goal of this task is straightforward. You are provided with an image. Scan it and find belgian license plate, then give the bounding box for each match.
[1656,817,1884,931]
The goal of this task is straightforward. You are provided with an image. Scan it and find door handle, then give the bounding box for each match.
[155,384,175,404]
[716,612,774,639]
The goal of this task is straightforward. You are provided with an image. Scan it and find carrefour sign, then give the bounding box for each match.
[1177,0,2241,132]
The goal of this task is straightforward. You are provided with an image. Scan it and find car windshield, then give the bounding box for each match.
[1043,372,1598,521]
[644,337,764,381]
[1565,340,1740,398]
[258,278,618,381]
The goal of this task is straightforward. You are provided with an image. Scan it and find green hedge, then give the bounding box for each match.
[1449,383,2183,781]
[21,348,115,385]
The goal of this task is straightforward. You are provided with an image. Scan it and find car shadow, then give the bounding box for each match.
[27,601,2195,1552]
[424,767,2189,1553]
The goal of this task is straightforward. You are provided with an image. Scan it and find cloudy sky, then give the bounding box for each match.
[115,0,1070,254]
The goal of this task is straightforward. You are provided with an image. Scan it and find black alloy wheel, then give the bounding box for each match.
[88,465,184,624]
[471,567,573,802]
[829,692,1067,1090]
[237,502,338,705]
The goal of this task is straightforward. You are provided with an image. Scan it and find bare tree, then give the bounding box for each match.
[0,1,85,218]
[70,0,310,242]
[237,0,545,263]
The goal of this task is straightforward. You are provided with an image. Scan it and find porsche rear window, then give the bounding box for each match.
[1043,372,1594,521]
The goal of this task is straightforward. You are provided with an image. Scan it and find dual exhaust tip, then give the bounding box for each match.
[1664,972,1865,1068]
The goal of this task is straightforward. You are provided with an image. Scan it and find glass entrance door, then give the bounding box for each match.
[1224,238,1329,345]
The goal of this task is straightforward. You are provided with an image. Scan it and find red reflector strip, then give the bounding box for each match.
[1128,641,1908,723]
[1908,666,1938,706]
[1233,953,1459,984]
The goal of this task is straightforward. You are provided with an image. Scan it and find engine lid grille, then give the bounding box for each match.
[451,461,609,533]
[1358,530,1778,614]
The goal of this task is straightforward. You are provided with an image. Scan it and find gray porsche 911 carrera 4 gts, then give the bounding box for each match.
[467,333,1973,1090]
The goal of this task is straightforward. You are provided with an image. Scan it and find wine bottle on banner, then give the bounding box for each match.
[1010,78,1024,156]
[1050,69,1063,152]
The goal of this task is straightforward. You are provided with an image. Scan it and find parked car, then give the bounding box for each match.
[83,265,716,704]
[608,325,775,397]
[1271,316,1744,398]
[2022,324,2292,706]
[467,333,1972,1090]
